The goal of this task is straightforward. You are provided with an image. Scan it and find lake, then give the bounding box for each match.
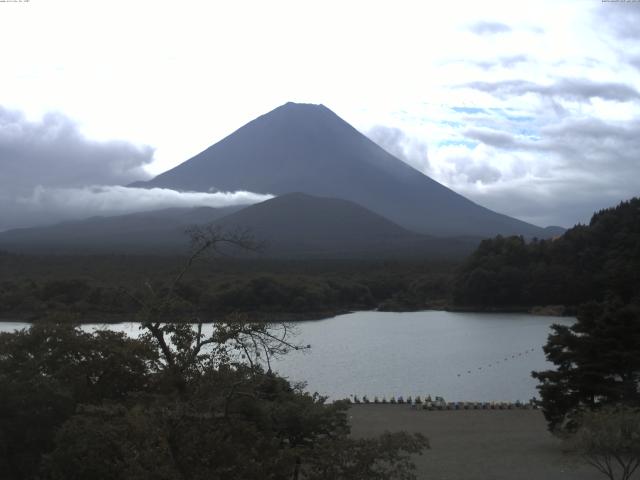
[1,310,573,402]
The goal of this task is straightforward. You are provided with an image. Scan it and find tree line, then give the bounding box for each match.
[453,198,640,309]
[0,256,455,321]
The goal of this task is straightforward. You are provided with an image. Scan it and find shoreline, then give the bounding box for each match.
[0,308,354,324]
[0,304,573,324]
[3,307,435,324]
[445,304,574,317]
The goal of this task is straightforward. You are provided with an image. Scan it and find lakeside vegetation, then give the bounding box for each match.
[0,255,455,322]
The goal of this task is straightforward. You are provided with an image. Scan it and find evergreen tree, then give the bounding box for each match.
[532,301,640,432]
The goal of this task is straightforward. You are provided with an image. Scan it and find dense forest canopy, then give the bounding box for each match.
[453,198,640,309]
[532,300,640,432]
[0,256,455,321]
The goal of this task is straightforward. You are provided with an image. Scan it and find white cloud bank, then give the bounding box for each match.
[2,186,273,231]
[21,185,272,215]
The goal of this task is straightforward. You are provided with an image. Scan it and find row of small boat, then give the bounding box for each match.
[349,395,538,410]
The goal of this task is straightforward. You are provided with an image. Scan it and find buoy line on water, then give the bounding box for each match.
[455,347,538,378]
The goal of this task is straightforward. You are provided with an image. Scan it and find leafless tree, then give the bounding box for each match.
[569,406,640,480]
[121,224,306,391]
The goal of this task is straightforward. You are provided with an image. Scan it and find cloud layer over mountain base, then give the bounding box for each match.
[0,106,274,231]
[1,186,273,231]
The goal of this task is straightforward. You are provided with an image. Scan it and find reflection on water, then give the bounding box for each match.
[1,310,573,402]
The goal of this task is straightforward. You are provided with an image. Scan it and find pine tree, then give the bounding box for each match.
[532,301,640,433]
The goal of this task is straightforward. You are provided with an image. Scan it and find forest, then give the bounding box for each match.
[453,198,640,311]
[0,255,454,322]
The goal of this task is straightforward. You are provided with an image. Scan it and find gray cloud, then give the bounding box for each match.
[540,118,640,174]
[464,78,640,103]
[597,2,640,40]
[468,21,511,35]
[0,106,154,191]
[592,4,640,72]
[0,106,273,231]
[451,157,502,185]
[367,125,430,173]
[456,180,621,228]
[464,128,518,149]
[475,54,529,70]
[465,117,640,171]
[369,111,638,227]
[625,54,640,71]
[454,116,640,226]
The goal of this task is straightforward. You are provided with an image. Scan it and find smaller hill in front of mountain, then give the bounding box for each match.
[0,206,241,254]
[215,192,478,258]
[0,193,479,259]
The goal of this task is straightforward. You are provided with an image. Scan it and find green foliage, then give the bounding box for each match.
[0,320,427,479]
[0,256,456,321]
[453,198,640,308]
[302,431,429,480]
[203,274,376,313]
[532,301,640,433]
[0,324,157,479]
[42,375,351,480]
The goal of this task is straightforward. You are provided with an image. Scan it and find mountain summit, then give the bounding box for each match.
[132,102,549,237]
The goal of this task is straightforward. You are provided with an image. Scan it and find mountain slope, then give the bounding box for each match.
[0,193,478,258]
[132,102,552,238]
[0,206,241,254]
[213,193,477,258]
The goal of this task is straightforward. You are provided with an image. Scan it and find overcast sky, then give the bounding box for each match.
[1,0,639,230]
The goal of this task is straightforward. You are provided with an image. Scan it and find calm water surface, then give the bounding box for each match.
[1,311,573,402]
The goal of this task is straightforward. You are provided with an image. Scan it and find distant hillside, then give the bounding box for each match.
[0,206,241,254]
[0,193,479,258]
[132,102,555,238]
[452,197,640,309]
[214,193,478,258]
